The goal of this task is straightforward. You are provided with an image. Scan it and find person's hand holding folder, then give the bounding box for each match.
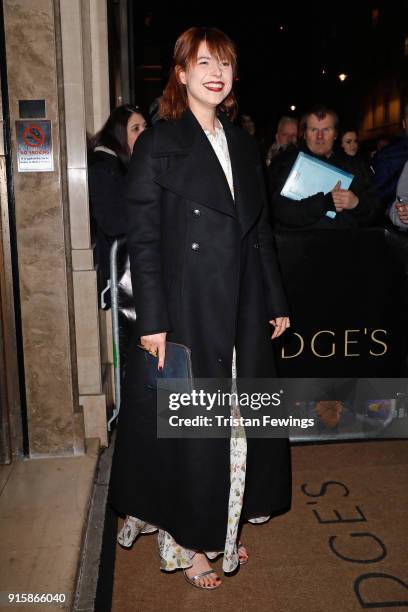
[331,180,359,212]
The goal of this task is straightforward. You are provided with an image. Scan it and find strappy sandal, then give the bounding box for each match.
[183,568,222,590]
[238,542,249,565]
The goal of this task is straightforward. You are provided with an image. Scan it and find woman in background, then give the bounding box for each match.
[88,104,147,296]
[339,126,374,186]
[340,128,359,157]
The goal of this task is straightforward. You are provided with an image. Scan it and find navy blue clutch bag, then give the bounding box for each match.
[141,342,193,391]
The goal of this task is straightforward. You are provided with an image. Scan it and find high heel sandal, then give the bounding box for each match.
[183,554,222,590]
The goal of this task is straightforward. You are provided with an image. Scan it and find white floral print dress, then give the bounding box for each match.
[117,120,269,573]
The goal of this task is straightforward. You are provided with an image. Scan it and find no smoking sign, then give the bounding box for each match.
[23,124,45,148]
[16,119,53,172]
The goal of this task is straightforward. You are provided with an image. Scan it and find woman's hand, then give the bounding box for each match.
[269,317,290,340]
[140,332,167,369]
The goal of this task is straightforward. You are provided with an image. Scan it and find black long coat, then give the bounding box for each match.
[108,108,292,551]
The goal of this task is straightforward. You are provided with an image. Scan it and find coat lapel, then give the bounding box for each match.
[152,108,263,234]
[153,109,236,218]
[218,113,263,237]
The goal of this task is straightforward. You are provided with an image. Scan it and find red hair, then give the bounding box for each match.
[160,27,238,121]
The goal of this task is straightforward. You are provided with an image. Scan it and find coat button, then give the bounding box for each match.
[191,242,200,251]
[217,357,223,363]
[253,243,260,249]
[192,208,201,217]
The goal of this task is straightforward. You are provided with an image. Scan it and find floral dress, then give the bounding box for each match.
[117,120,269,573]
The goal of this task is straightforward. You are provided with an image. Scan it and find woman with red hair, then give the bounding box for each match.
[109,26,291,590]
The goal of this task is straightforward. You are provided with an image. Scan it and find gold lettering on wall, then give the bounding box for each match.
[281,332,304,358]
[344,330,360,357]
[311,330,335,358]
[280,329,389,359]
[370,329,388,356]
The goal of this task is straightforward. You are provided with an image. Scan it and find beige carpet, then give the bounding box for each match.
[112,441,408,612]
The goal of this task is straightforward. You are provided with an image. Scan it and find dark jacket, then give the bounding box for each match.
[88,148,128,298]
[268,142,381,230]
[372,134,408,208]
[108,108,291,551]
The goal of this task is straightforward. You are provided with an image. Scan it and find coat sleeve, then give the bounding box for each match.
[346,157,382,226]
[88,157,128,237]
[126,129,171,337]
[254,155,290,318]
[273,191,335,228]
[388,161,408,229]
[397,160,408,197]
[372,144,404,207]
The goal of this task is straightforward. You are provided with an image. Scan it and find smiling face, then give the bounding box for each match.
[305,113,337,157]
[341,131,359,156]
[177,40,233,114]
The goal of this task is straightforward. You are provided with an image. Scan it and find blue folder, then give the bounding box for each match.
[281,152,354,218]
